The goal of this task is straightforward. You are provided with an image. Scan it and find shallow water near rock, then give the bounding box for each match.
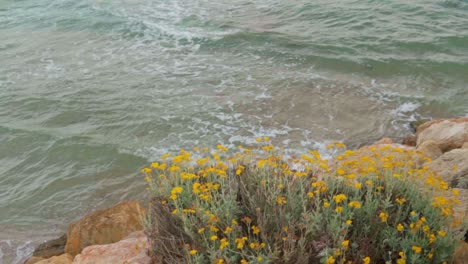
[1,0,468,262]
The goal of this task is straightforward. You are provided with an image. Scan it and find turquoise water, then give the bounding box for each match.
[1,0,467,261]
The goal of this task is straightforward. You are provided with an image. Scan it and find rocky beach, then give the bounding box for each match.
[21,118,468,264]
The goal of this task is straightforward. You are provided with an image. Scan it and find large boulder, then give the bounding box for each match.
[72,231,150,264]
[65,201,144,256]
[417,118,468,153]
[426,148,468,189]
[416,117,468,135]
[417,140,443,160]
[34,254,73,264]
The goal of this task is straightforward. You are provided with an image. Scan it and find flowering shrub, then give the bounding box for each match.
[142,139,464,264]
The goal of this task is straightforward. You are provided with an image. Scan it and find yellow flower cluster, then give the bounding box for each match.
[143,141,462,264]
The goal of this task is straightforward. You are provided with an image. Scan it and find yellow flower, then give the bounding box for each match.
[216,259,225,264]
[354,183,362,189]
[348,201,361,209]
[210,235,218,241]
[326,256,336,264]
[235,237,248,249]
[140,167,152,174]
[219,238,229,250]
[197,228,205,234]
[341,240,349,248]
[257,256,263,262]
[346,220,352,225]
[276,196,287,205]
[412,245,422,254]
[256,137,262,142]
[379,212,388,222]
[224,226,232,234]
[438,230,447,237]
[395,197,406,205]
[335,207,343,213]
[240,259,249,264]
[252,225,260,235]
[323,201,330,208]
[307,192,314,198]
[189,249,197,255]
[333,194,347,204]
[363,256,371,264]
[337,168,345,175]
[397,223,404,232]
[429,233,436,244]
[397,251,406,264]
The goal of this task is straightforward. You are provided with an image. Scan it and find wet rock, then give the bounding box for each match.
[410,119,431,133]
[32,234,66,259]
[34,254,73,264]
[65,201,144,256]
[417,140,443,160]
[417,118,468,152]
[72,231,150,264]
[426,148,468,189]
[402,134,417,146]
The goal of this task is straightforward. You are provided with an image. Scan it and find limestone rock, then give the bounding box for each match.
[65,201,144,256]
[35,254,73,264]
[426,148,468,189]
[417,140,443,160]
[416,117,468,136]
[417,119,468,152]
[25,257,45,264]
[72,231,150,264]
[463,142,468,149]
[452,241,468,264]
[32,234,66,258]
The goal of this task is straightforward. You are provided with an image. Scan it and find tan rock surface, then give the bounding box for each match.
[426,148,468,189]
[72,231,150,264]
[34,254,73,264]
[376,137,393,144]
[416,117,468,136]
[452,241,468,264]
[25,256,45,264]
[417,140,443,160]
[65,201,144,256]
[417,119,468,152]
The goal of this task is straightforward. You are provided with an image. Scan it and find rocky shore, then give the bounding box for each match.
[23,118,468,264]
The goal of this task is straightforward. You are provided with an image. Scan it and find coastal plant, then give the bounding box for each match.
[141,139,464,264]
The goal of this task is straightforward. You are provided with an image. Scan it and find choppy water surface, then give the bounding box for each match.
[1,0,467,262]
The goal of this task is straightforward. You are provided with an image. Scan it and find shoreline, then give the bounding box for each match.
[3,117,467,264]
